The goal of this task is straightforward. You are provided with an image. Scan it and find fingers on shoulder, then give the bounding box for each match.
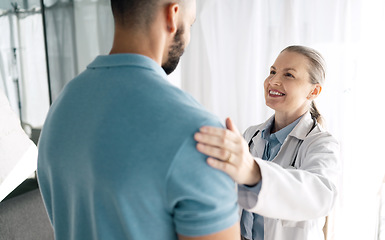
[207,157,235,175]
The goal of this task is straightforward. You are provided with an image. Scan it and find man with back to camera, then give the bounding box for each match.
[37,0,240,239]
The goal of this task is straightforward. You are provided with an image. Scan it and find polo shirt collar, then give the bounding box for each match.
[87,53,168,79]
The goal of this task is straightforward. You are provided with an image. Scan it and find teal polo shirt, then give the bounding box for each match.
[37,54,239,240]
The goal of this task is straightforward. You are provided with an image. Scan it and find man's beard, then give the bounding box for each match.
[162,26,185,75]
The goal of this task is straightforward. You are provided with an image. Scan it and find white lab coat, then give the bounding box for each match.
[238,112,340,240]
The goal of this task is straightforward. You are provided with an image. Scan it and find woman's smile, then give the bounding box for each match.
[268,89,285,97]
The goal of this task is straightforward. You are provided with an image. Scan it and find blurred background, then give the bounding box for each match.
[0,0,384,239]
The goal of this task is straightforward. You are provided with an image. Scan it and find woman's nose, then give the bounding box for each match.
[269,75,281,85]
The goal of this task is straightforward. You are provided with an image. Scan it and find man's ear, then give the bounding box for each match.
[165,3,180,34]
[308,84,322,100]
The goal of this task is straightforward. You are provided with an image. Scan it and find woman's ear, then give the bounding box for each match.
[308,84,322,100]
[165,3,179,34]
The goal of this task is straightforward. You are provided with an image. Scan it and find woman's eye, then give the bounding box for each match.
[285,73,294,78]
[270,70,276,75]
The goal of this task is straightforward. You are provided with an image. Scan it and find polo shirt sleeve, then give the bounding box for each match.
[165,125,239,237]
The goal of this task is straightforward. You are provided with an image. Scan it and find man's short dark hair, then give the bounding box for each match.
[110,0,160,28]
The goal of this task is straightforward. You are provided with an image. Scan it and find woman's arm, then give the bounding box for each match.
[244,133,340,221]
[195,117,340,221]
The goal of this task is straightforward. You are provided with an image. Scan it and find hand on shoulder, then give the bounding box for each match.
[194,117,261,186]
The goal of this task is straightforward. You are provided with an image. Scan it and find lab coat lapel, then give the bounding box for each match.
[271,112,314,167]
[249,115,274,159]
[289,112,314,140]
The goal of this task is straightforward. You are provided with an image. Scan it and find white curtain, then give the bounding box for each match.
[182,0,385,239]
[44,0,78,101]
[43,0,114,100]
[73,0,113,72]
[0,11,49,129]
[182,0,267,132]
[18,13,50,128]
[0,14,21,117]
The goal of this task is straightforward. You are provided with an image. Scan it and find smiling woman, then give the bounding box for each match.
[264,48,323,131]
[194,45,339,240]
[264,46,325,132]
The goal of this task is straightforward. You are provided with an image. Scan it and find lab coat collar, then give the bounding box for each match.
[260,118,274,140]
[249,115,275,158]
[288,111,315,140]
[251,111,314,144]
[255,115,275,134]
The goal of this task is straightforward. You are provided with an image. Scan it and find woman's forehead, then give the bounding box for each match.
[273,51,309,70]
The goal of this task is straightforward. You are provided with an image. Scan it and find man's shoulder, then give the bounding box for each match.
[165,130,239,237]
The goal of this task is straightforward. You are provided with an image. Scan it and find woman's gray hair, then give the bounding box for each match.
[281,45,326,127]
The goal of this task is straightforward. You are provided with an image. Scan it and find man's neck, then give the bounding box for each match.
[109,26,167,66]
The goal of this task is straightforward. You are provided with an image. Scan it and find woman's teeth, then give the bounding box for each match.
[269,90,284,96]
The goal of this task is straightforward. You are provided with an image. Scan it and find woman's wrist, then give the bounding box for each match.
[245,157,261,186]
